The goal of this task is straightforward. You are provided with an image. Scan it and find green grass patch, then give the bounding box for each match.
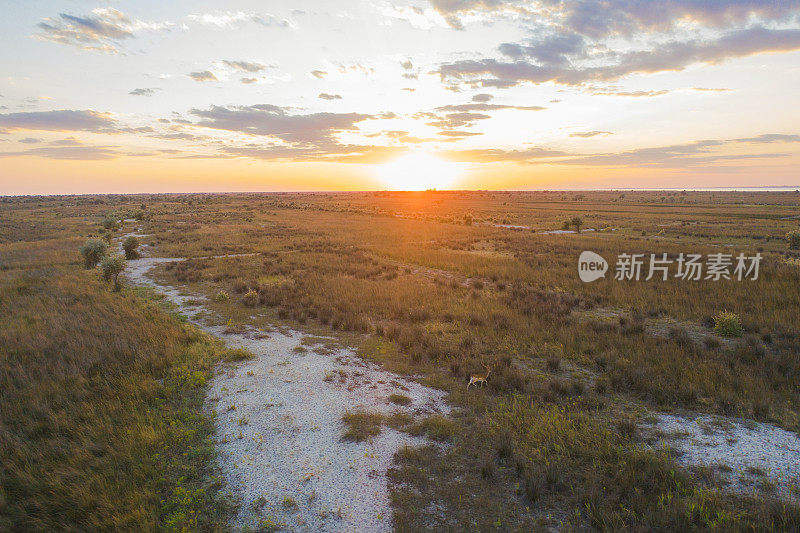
[341,411,385,441]
[388,393,412,406]
[410,415,457,442]
[0,270,233,531]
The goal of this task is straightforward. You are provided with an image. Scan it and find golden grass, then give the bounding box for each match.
[0,267,235,531]
[2,191,800,530]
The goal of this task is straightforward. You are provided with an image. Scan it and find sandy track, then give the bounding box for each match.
[643,413,800,503]
[122,243,450,532]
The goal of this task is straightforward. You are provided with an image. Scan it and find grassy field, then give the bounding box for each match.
[1,190,800,530]
[0,202,247,531]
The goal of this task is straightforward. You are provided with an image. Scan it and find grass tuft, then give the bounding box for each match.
[341,410,384,441]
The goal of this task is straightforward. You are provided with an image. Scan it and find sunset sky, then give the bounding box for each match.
[1,0,800,193]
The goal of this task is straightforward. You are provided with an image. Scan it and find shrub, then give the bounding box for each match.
[242,289,259,307]
[100,255,126,291]
[102,215,119,231]
[713,311,743,337]
[214,290,230,302]
[80,238,107,269]
[788,230,800,250]
[122,236,140,259]
[570,216,583,233]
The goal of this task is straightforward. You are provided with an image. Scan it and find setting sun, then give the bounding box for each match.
[375,151,467,190]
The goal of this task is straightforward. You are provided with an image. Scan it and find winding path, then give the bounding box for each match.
[121,236,450,532]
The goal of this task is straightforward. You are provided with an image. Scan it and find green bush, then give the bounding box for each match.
[102,215,119,231]
[80,238,108,269]
[122,236,140,260]
[788,230,800,250]
[242,288,259,307]
[713,311,743,337]
[214,290,230,302]
[101,255,126,291]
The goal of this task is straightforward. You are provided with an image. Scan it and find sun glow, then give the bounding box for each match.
[375,151,467,190]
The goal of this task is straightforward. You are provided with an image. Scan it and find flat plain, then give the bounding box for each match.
[2,190,800,531]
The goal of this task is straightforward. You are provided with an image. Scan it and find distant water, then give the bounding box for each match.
[609,186,800,192]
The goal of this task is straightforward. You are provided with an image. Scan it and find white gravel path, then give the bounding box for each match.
[205,328,448,531]
[644,413,800,502]
[121,242,451,532]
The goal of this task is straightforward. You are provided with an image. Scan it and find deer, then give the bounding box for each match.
[467,364,491,389]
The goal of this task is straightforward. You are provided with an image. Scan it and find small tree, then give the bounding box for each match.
[80,239,107,269]
[788,230,800,250]
[101,255,126,291]
[464,214,473,226]
[570,216,584,233]
[123,236,140,260]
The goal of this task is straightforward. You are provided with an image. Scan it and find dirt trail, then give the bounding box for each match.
[120,235,450,532]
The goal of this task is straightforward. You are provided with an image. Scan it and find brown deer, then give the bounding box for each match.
[467,364,491,389]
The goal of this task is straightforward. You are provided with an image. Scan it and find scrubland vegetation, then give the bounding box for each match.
[0,204,242,531]
[2,190,800,530]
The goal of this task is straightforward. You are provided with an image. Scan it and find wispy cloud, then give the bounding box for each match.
[570,131,613,138]
[222,60,271,73]
[36,8,174,53]
[439,26,800,88]
[435,103,545,112]
[439,132,800,166]
[187,12,293,29]
[189,104,373,145]
[129,88,159,97]
[0,110,115,132]
[189,70,219,82]
[0,145,120,160]
[586,88,669,98]
[564,134,800,168]
[444,146,567,162]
